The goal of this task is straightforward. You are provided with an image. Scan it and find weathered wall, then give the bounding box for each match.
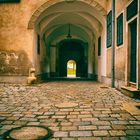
[0,50,31,75]
[106,0,130,85]
[0,2,35,77]
[115,0,130,81]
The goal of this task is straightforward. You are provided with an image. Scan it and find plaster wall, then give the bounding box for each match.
[0,2,35,78]
[98,23,107,82]
[105,0,133,88]
[50,47,56,73]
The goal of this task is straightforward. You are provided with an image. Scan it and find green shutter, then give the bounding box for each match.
[107,11,112,48]
[127,0,138,21]
[117,13,123,46]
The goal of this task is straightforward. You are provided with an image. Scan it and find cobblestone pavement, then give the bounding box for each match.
[0,81,140,140]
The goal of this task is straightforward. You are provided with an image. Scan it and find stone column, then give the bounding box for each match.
[88,42,94,78]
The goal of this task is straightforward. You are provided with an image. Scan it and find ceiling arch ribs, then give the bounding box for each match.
[44,24,91,45]
[39,11,101,33]
[42,23,97,46]
[28,0,107,29]
[50,36,87,46]
[35,12,63,31]
[39,12,99,41]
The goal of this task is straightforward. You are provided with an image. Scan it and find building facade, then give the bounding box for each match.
[0,0,140,91]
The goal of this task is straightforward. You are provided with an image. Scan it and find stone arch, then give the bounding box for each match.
[28,0,106,29]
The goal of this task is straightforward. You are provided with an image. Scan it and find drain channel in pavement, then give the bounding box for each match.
[3,126,52,140]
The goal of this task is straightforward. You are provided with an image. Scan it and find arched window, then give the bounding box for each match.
[67,60,76,78]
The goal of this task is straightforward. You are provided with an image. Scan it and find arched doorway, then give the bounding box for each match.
[58,39,88,78]
[27,0,106,81]
[67,60,76,78]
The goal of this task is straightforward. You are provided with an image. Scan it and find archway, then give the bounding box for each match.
[58,39,88,78]
[28,0,106,29]
[27,0,107,81]
[67,60,76,78]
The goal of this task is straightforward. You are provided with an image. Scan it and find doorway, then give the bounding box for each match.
[58,39,88,77]
[67,60,76,78]
[129,19,137,83]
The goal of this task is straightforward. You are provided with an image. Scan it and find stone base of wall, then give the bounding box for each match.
[37,73,50,81]
[101,76,125,89]
[0,76,28,84]
[88,73,97,80]
[50,72,58,77]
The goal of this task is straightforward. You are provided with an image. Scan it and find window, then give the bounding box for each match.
[107,11,112,48]
[98,36,101,56]
[127,0,138,21]
[117,13,123,46]
[37,34,40,55]
[0,0,20,3]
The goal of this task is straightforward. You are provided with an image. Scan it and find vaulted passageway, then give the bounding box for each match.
[29,0,107,81]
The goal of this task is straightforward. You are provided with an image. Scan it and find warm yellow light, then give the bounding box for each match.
[67,60,76,78]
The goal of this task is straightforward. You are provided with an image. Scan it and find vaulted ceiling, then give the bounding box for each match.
[29,0,107,45]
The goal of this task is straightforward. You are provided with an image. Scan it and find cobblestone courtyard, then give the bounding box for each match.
[0,81,140,140]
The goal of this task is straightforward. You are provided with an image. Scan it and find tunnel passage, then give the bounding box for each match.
[58,39,88,78]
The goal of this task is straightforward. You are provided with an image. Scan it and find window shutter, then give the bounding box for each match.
[107,11,112,48]
[117,13,123,46]
[127,0,138,21]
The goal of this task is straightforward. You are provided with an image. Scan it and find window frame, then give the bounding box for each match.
[127,0,138,21]
[117,13,124,46]
[106,10,112,48]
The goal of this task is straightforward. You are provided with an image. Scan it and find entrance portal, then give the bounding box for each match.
[58,39,88,78]
[129,19,137,83]
[67,60,76,78]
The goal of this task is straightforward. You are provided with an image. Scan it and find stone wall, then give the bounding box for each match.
[0,50,32,75]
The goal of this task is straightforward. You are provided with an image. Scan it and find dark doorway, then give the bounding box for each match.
[58,39,88,78]
[129,19,137,83]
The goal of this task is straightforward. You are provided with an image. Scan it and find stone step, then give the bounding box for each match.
[42,77,96,81]
[121,86,140,99]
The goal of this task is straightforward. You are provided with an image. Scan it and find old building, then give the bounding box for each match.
[0,0,140,94]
